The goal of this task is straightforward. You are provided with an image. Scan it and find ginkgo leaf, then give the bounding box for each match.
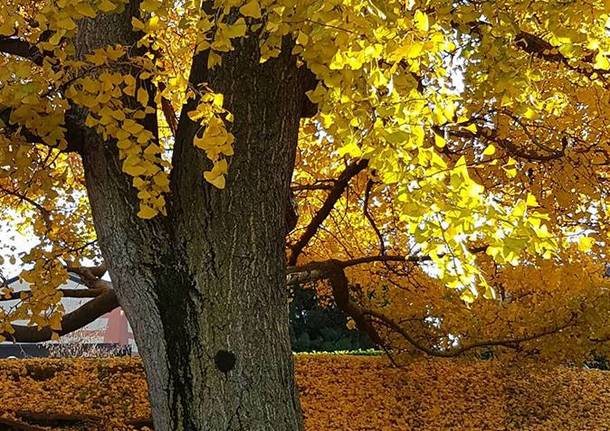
[414,10,429,32]
[482,144,496,156]
[577,236,595,252]
[526,194,539,207]
[434,133,446,148]
[204,172,226,189]
[97,0,116,13]
[137,87,149,106]
[137,204,157,219]
[240,0,262,19]
[76,2,97,18]
[594,52,610,70]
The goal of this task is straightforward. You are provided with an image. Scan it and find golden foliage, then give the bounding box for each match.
[1,0,610,365]
[1,355,610,430]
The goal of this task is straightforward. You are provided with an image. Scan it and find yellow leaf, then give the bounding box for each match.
[137,87,149,106]
[594,52,610,70]
[131,17,145,30]
[460,289,476,303]
[123,162,146,176]
[97,0,116,13]
[226,18,247,38]
[204,172,226,189]
[414,10,429,32]
[346,318,356,330]
[49,314,62,331]
[578,236,595,252]
[76,2,97,18]
[203,159,229,189]
[240,0,262,19]
[526,194,539,207]
[434,133,446,148]
[140,0,160,12]
[482,144,496,156]
[208,52,222,69]
[137,204,158,219]
[402,42,423,59]
[464,123,477,133]
[296,31,309,45]
[56,15,77,30]
[148,16,160,31]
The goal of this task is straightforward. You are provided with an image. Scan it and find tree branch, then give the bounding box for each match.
[363,179,386,255]
[288,159,369,265]
[66,263,109,289]
[515,31,609,80]
[367,308,577,358]
[2,288,119,343]
[0,37,44,65]
[0,288,108,302]
[289,253,574,358]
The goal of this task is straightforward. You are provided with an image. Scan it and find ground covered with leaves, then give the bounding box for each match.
[0,355,609,430]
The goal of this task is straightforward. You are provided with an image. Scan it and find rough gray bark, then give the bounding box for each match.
[75,3,307,430]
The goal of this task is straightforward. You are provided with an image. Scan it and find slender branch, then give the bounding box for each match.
[367,309,577,358]
[290,183,335,192]
[363,179,386,255]
[439,124,565,162]
[0,185,52,226]
[158,82,178,136]
[0,288,108,302]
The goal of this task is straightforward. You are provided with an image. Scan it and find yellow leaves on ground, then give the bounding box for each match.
[1,356,610,430]
[297,356,610,431]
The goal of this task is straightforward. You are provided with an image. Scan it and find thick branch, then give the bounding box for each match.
[324,261,384,345]
[291,255,573,358]
[288,159,369,265]
[2,288,119,343]
[0,37,43,65]
[515,31,609,80]
[286,245,489,284]
[66,263,109,289]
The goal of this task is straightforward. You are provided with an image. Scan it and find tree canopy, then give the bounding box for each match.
[0,0,609,362]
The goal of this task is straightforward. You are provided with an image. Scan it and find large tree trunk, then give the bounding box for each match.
[76,3,307,430]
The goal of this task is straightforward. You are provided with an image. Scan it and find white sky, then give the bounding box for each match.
[0,224,35,279]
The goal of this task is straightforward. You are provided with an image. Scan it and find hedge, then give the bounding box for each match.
[0,355,609,430]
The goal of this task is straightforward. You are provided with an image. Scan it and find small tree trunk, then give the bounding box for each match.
[76,3,309,430]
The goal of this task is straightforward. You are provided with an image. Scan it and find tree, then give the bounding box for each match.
[0,0,609,429]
